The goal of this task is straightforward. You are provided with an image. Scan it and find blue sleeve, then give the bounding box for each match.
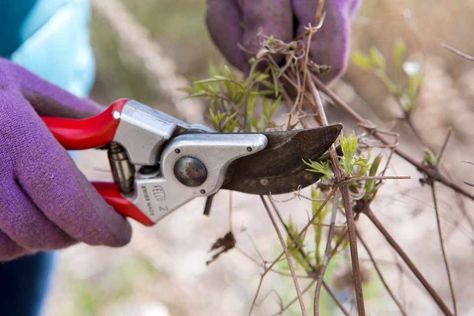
[0,2,95,316]
[0,0,37,57]
[11,0,95,97]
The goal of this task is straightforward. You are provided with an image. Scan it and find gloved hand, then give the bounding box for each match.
[0,58,131,261]
[206,0,359,83]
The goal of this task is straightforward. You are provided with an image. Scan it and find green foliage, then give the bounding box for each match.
[364,154,382,197]
[304,132,384,201]
[351,39,423,113]
[74,282,101,316]
[282,188,337,274]
[337,134,384,200]
[351,52,372,70]
[423,148,438,166]
[340,133,359,174]
[304,159,333,181]
[286,218,313,273]
[208,108,239,133]
[188,64,281,132]
[368,47,386,70]
[70,255,159,316]
[311,188,331,268]
[392,38,406,71]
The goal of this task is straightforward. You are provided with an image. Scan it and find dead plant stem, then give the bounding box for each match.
[442,43,474,61]
[247,189,337,315]
[308,76,366,316]
[357,230,408,316]
[430,183,458,315]
[364,207,453,315]
[260,196,307,316]
[311,74,474,201]
[268,196,350,316]
[313,192,339,316]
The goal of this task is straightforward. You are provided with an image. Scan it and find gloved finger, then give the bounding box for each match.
[2,92,132,247]
[0,58,101,118]
[348,0,360,15]
[206,0,248,72]
[0,173,75,250]
[239,0,293,63]
[292,0,323,35]
[0,230,28,261]
[292,0,352,83]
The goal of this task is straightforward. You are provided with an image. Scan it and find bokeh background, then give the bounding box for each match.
[44,0,474,315]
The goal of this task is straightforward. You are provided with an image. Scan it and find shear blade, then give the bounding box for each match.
[222,124,342,195]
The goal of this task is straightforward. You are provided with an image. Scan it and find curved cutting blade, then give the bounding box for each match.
[222,124,342,195]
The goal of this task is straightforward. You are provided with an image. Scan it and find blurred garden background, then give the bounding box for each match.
[44,0,474,315]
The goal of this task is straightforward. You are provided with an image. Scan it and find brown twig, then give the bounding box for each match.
[275,280,350,316]
[275,280,316,315]
[307,76,366,315]
[260,196,308,316]
[363,207,453,315]
[405,116,428,148]
[322,282,350,316]
[338,175,411,185]
[267,196,351,316]
[313,192,339,316]
[442,43,474,61]
[247,188,337,315]
[311,74,474,201]
[436,129,452,164]
[357,231,408,316]
[430,183,458,315]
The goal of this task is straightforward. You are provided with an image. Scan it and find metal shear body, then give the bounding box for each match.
[43,99,341,226]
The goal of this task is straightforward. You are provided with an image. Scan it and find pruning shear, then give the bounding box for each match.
[42,99,341,226]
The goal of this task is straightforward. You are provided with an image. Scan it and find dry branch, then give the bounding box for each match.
[430,184,458,315]
[260,196,307,316]
[363,207,453,315]
[311,75,474,201]
[307,76,366,316]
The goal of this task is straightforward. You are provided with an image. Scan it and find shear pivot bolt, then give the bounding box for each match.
[174,156,207,187]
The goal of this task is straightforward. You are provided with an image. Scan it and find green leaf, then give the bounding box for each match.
[187,90,208,98]
[365,154,382,194]
[423,149,437,166]
[351,52,372,70]
[340,133,358,175]
[286,219,311,272]
[407,73,423,102]
[352,155,371,178]
[246,94,257,122]
[189,63,281,134]
[309,187,332,269]
[253,72,270,83]
[369,155,382,177]
[311,187,322,216]
[392,39,406,70]
[368,47,386,70]
[303,159,333,180]
[194,76,232,85]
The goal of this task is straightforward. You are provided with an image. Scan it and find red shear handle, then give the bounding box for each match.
[93,182,154,226]
[42,98,128,150]
[42,98,153,225]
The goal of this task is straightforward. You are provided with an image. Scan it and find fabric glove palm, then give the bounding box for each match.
[0,59,131,261]
[207,0,359,83]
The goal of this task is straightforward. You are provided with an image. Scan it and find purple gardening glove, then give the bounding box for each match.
[206,0,359,83]
[0,58,131,261]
